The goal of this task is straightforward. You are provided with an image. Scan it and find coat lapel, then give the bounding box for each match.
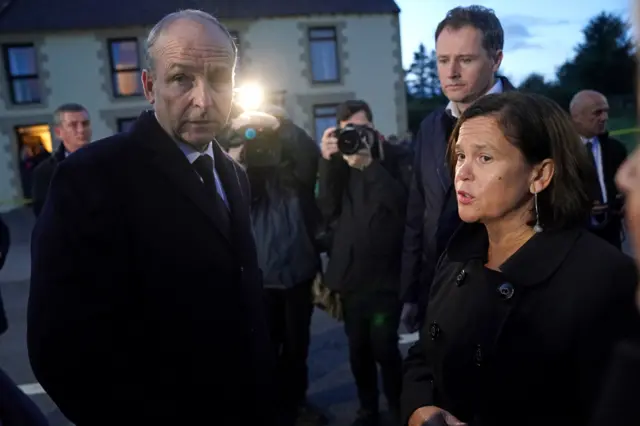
[131,111,232,245]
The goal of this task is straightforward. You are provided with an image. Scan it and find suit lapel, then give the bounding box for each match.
[211,140,250,249]
[131,111,232,245]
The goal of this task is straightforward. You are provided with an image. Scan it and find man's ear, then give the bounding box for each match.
[492,49,503,74]
[530,158,555,194]
[142,69,155,104]
[53,125,62,140]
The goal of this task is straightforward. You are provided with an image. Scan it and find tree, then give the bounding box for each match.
[518,73,550,93]
[556,12,635,97]
[406,43,441,98]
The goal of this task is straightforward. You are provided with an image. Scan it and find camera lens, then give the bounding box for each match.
[244,128,258,140]
[337,129,361,155]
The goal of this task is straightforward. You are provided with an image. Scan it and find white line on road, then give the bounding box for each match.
[18,382,46,395]
[399,331,420,345]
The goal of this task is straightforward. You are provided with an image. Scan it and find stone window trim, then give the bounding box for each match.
[0,35,51,111]
[100,106,149,134]
[0,114,53,201]
[106,37,144,99]
[390,14,408,136]
[296,91,356,138]
[297,22,349,87]
[95,31,146,103]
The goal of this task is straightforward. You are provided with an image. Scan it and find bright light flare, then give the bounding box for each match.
[235,83,264,111]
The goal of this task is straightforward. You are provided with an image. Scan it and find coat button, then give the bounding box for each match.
[455,269,467,286]
[429,322,441,340]
[497,282,515,300]
[474,344,483,366]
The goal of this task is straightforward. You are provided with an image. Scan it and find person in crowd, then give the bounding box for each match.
[589,138,640,426]
[401,5,515,333]
[401,92,640,426]
[570,90,628,249]
[224,106,327,426]
[319,100,411,426]
[27,9,275,425]
[31,103,92,217]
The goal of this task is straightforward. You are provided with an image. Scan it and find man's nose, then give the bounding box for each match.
[192,80,214,108]
[447,61,461,79]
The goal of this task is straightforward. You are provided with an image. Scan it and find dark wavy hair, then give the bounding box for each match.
[448,92,595,230]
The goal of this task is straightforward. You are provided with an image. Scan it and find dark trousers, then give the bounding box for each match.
[265,281,314,417]
[343,291,403,413]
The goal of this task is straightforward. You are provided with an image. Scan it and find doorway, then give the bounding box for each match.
[15,124,52,200]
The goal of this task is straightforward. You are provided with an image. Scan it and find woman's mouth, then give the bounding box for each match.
[457,191,474,205]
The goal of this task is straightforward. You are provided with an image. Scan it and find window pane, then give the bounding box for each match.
[7,46,37,76]
[314,106,337,116]
[118,118,137,133]
[314,116,336,143]
[113,70,143,96]
[309,29,336,39]
[12,78,40,103]
[110,40,139,70]
[310,41,338,81]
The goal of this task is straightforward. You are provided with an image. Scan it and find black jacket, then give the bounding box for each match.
[28,111,276,425]
[318,142,411,295]
[31,144,66,217]
[401,223,640,426]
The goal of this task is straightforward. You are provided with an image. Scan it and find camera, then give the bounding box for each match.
[334,124,382,158]
[227,111,282,168]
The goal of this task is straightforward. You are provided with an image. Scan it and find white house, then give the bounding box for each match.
[0,0,406,209]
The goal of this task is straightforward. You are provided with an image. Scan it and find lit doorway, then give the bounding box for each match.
[15,124,52,200]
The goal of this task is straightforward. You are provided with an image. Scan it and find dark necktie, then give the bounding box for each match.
[192,154,230,231]
[585,142,604,204]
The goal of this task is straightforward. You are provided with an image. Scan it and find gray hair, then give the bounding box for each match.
[144,9,237,73]
[53,103,88,126]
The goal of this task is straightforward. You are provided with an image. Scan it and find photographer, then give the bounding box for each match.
[318,100,409,425]
[225,105,325,426]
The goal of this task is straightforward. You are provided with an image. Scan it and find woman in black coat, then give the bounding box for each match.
[401,92,640,426]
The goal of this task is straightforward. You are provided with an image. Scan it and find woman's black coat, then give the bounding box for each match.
[401,223,640,426]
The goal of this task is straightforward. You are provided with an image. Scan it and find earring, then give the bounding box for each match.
[533,191,543,233]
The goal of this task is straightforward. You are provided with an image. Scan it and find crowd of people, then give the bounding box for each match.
[0,4,639,426]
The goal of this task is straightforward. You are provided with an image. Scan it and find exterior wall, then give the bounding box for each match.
[0,14,406,211]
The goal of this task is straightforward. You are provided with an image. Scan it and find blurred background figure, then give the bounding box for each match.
[224,101,326,426]
[31,103,92,217]
[570,90,628,249]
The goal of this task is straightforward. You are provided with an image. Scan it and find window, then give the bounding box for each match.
[117,117,137,133]
[313,105,338,143]
[308,28,340,83]
[15,124,52,199]
[2,44,41,104]
[108,38,143,97]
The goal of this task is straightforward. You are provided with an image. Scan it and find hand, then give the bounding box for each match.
[401,303,420,333]
[343,148,373,170]
[409,406,467,426]
[230,111,279,131]
[321,127,339,160]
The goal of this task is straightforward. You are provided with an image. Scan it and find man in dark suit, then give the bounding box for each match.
[570,90,628,249]
[31,103,91,217]
[28,9,275,425]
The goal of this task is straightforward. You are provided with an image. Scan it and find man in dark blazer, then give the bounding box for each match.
[570,90,628,250]
[31,103,91,217]
[28,9,275,425]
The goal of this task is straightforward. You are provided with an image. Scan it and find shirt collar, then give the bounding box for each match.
[153,111,214,165]
[446,78,504,118]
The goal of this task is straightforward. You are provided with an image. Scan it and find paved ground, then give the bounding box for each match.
[0,208,414,426]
